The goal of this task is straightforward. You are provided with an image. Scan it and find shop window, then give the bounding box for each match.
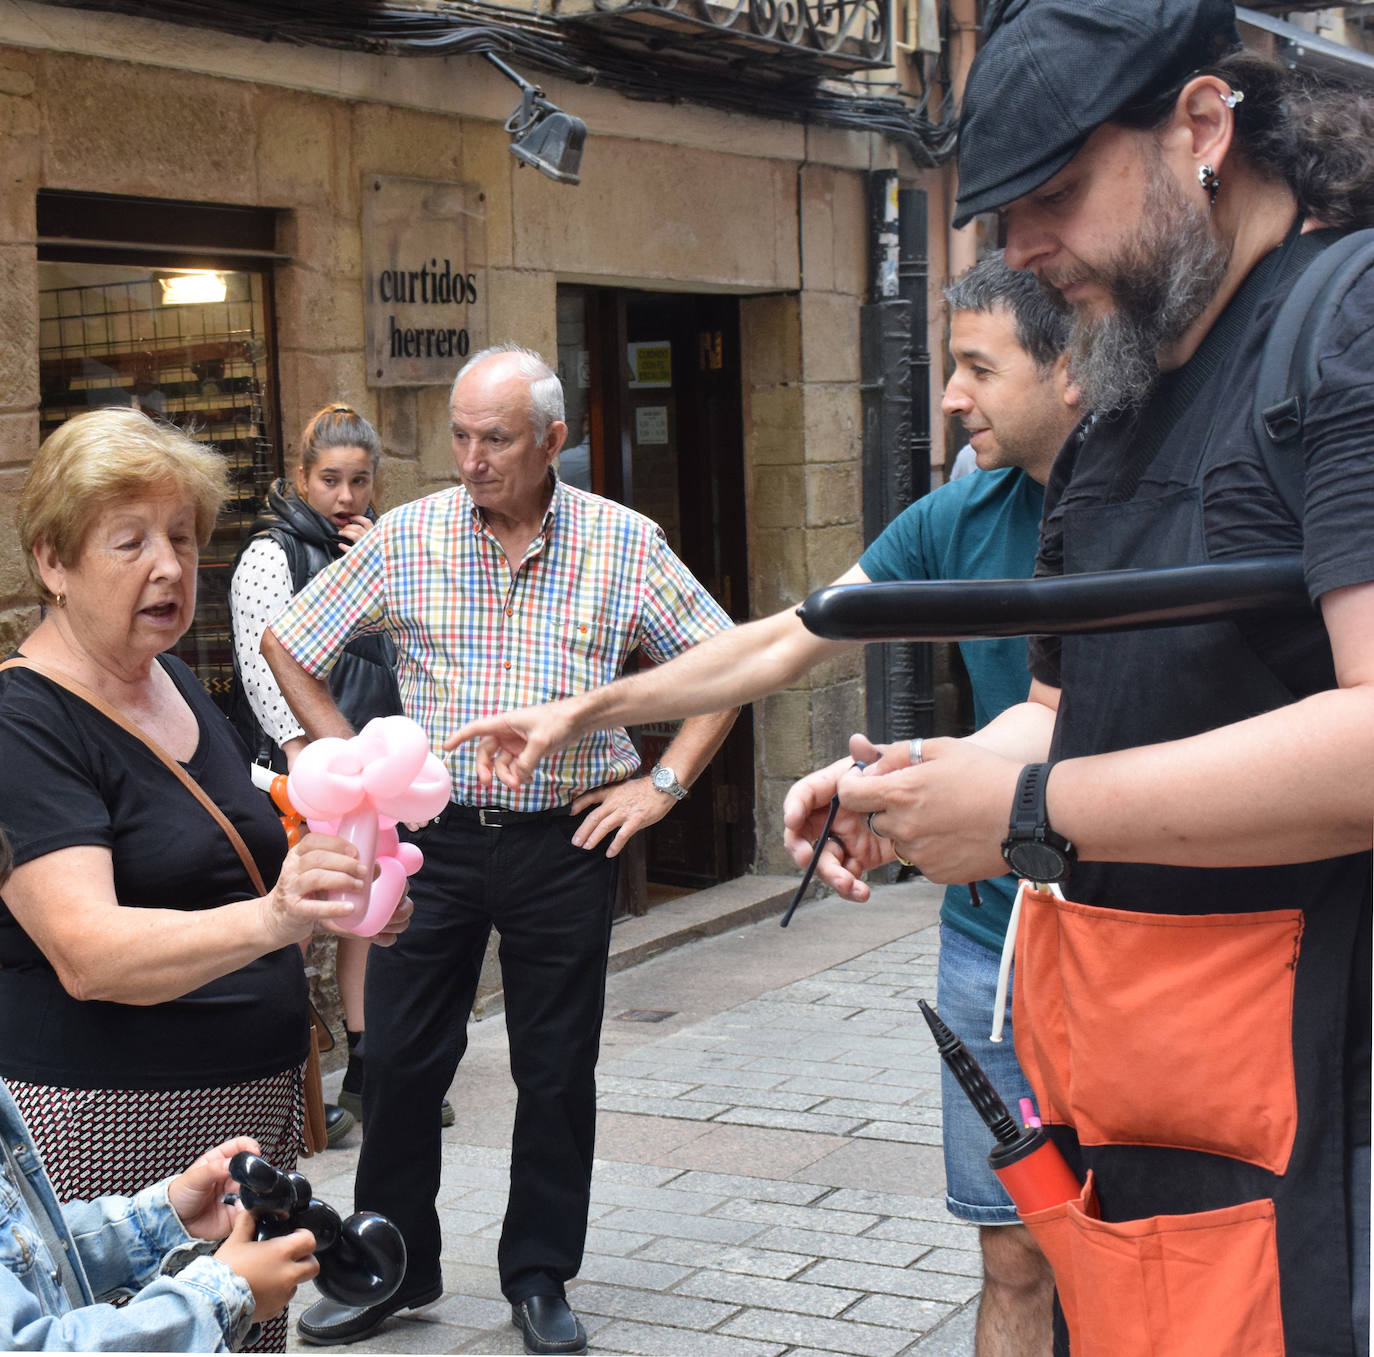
[37,192,283,707]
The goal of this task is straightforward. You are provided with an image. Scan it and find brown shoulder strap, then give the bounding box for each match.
[0,657,268,897]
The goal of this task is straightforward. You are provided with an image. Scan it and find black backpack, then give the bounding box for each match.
[1253,227,1374,522]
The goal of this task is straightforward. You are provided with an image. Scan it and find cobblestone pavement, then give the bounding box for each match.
[291,880,982,1355]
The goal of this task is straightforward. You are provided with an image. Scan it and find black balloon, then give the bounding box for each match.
[227,1152,406,1307]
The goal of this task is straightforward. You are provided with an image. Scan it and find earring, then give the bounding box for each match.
[53,593,65,608]
[1198,163,1220,208]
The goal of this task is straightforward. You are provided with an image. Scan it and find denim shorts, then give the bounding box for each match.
[936,921,1036,1226]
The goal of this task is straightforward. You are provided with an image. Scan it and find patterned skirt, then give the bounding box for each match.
[8,1066,304,1353]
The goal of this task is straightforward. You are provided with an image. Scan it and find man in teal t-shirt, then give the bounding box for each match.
[449,253,1081,1357]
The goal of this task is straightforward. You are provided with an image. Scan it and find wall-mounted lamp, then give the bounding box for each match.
[159,271,227,306]
[485,53,586,186]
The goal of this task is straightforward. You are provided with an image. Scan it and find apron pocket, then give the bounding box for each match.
[1013,889,1302,1174]
[1023,1173,1284,1357]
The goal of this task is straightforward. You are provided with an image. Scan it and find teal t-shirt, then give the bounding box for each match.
[858,466,1044,954]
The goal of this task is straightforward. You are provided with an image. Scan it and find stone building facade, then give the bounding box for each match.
[0,1,964,893]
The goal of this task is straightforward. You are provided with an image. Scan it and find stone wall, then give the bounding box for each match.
[0,16,964,1026]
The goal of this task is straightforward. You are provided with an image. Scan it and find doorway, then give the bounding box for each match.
[555,286,755,907]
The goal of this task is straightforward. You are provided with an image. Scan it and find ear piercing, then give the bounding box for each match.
[1198,163,1220,207]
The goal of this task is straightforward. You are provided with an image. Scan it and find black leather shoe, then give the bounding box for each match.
[511,1295,587,1355]
[297,1283,442,1346]
[324,1103,356,1149]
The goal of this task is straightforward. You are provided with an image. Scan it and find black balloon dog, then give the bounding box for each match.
[226,1151,407,1310]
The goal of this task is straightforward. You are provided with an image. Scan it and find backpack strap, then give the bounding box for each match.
[1253,227,1374,522]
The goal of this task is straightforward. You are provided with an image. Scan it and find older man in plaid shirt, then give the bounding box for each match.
[263,344,736,1355]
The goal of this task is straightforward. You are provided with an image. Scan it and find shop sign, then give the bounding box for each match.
[363,176,488,387]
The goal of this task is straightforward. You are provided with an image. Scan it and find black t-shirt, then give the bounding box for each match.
[1026,233,1374,1143]
[0,655,305,1089]
[1032,234,1374,686]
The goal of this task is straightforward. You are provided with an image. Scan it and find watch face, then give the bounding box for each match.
[652,767,672,790]
[1006,840,1069,883]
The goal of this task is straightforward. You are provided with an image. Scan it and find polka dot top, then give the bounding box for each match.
[229,536,307,746]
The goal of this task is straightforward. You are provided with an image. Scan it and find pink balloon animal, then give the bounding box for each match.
[286,716,451,936]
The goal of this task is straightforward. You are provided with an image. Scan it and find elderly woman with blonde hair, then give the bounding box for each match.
[0,407,408,1352]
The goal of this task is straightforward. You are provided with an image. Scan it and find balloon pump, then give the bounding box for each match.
[918,998,1080,1215]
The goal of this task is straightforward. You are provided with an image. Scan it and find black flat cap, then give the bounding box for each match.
[953,0,1240,227]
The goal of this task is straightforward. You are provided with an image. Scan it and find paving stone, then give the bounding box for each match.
[634,1236,816,1279]
[575,1251,698,1290]
[711,1197,882,1234]
[842,1292,959,1333]
[595,1206,767,1244]
[597,1092,731,1120]
[610,1064,789,1091]
[581,1223,662,1255]
[851,1120,946,1146]
[658,1123,853,1177]
[747,1056,887,1082]
[591,1160,687,1187]
[598,1074,700,1099]
[591,1318,786,1356]
[750,1225,930,1268]
[672,1267,863,1317]
[587,1179,731,1214]
[803,1258,982,1303]
[906,1301,979,1355]
[438,1234,500,1268]
[714,1106,867,1136]
[812,1098,940,1124]
[778,1075,919,1104]
[681,1084,824,1112]
[422,1291,513,1330]
[568,1280,741,1329]
[594,1111,715,1163]
[866,1216,983,1249]
[717,1309,916,1357]
[914,1246,984,1278]
[669,1170,830,1204]
[821,1187,955,1220]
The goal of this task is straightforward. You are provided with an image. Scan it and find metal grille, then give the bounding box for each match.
[37,264,279,704]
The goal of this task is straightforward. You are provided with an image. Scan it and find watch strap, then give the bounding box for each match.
[1008,761,1052,839]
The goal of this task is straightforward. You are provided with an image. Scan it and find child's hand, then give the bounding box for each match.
[214,1212,320,1321]
[167,1137,261,1240]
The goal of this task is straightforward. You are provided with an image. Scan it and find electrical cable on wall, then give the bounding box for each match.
[40,0,959,165]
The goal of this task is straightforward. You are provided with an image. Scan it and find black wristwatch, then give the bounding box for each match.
[1001,762,1076,883]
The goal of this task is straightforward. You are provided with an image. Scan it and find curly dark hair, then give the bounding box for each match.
[1116,50,1374,230]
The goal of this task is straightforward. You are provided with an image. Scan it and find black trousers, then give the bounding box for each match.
[355,805,618,1303]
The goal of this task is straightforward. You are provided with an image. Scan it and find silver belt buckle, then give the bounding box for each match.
[478,808,502,828]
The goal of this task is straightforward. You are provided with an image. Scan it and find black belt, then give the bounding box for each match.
[447,803,574,828]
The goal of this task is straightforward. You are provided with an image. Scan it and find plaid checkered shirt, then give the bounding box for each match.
[268,478,733,811]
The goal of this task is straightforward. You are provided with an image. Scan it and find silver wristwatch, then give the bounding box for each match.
[650,763,689,801]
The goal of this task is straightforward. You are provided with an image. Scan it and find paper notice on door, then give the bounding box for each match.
[635,405,669,445]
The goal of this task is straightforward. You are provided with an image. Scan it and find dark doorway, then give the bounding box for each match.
[555,286,755,906]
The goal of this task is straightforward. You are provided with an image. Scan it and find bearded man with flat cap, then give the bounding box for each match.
[786,4,1374,1354]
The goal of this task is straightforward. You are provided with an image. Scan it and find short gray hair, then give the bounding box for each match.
[452,343,565,441]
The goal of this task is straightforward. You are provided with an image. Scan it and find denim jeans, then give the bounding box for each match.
[935,921,1036,1226]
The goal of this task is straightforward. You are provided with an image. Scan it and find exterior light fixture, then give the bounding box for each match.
[159,271,227,305]
[485,53,586,185]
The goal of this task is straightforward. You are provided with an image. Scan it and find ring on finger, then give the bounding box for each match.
[867,810,883,838]
[909,738,924,764]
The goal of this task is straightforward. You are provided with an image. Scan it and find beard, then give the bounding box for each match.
[1047,157,1230,414]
